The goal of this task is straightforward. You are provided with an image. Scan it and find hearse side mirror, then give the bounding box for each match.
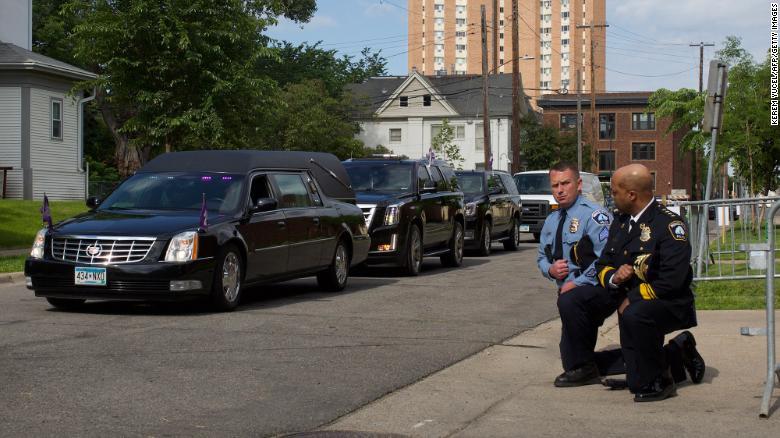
[489,186,502,195]
[420,181,437,194]
[86,196,102,209]
[251,197,277,213]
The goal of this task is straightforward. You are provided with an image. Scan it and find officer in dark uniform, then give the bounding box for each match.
[597,164,705,402]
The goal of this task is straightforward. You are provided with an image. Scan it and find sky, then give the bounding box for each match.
[266,0,771,92]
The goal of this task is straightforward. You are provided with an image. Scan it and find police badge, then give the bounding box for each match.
[569,218,579,233]
[639,223,651,242]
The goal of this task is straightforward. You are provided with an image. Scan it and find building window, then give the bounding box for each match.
[632,142,656,160]
[561,38,569,46]
[632,112,656,130]
[599,150,616,172]
[456,18,466,25]
[560,114,578,130]
[500,19,504,26]
[599,113,616,140]
[400,96,408,107]
[456,31,467,37]
[561,11,570,19]
[423,95,432,106]
[561,25,569,32]
[435,30,444,41]
[499,45,504,52]
[539,81,551,89]
[51,99,63,140]
[432,124,465,141]
[499,32,504,39]
[435,44,444,52]
[561,79,570,89]
[389,128,402,143]
[475,123,484,151]
[456,44,466,51]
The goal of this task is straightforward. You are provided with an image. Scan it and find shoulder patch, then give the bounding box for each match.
[668,220,687,241]
[599,227,609,242]
[591,209,611,225]
[584,267,597,278]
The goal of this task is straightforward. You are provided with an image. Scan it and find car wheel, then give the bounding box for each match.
[210,244,243,311]
[532,232,541,243]
[441,221,464,267]
[477,221,492,256]
[45,297,86,309]
[404,225,423,276]
[317,239,350,292]
[503,217,521,251]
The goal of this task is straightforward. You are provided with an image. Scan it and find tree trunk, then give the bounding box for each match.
[95,89,142,178]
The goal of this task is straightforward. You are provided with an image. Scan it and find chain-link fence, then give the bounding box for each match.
[87,180,119,199]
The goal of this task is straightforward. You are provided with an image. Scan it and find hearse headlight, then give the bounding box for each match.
[30,228,47,259]
[384,204,402,225]
[165,231,199,262]
[465,202,477,217]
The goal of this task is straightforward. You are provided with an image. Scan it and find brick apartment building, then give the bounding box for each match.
[407,0,606,102]
[537,92,693,198]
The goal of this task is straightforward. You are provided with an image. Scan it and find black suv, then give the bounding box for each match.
[343,157,465,275]
[456,170,523,255]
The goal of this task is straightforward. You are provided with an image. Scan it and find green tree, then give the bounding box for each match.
[431,119,465,169]
[521,117,586,170]
[63,0,316,176]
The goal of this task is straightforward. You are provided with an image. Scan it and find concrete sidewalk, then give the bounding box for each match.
[324,311,778,437]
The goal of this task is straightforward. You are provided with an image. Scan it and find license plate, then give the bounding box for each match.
[520,225,530,232]
[75,267,107,286]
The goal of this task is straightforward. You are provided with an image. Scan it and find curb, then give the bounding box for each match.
[0,272,25,284]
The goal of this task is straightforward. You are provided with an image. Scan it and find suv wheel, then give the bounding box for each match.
[441,221,464,267]
[503,217,521,251]
[404,225,423,276]
[317,239,350,291]
[477,221,492,256]
[210,244,243,311]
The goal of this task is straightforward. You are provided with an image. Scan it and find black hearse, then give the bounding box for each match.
[342,157,465,276]
[455,170,523,256]
[25,151,370,311]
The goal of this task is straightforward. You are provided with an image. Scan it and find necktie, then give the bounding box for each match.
[553,209,567,260]
[629,219,636,233]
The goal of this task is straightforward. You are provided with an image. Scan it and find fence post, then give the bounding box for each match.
[759,199,779,418]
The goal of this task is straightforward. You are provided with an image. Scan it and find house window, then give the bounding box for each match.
[431,124,466,141]
[632,142,656,160]
[632,112,656,130]
[599,150,616,172]
[51,99,63,140]
[475,123,484,151]
[389,128,402,143]
[599,113,615,139]
[560,114,578,130]
[423,95,432,106]
[400,96,408,107]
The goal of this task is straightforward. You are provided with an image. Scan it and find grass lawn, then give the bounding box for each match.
[0,255,26,274]
[695,279,780,310]
[0,200,87,249]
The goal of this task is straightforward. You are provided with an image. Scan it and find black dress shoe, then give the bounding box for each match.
[634,374,676,402]
[671,331,706,383]
[601,378,629,390]
[554,362,601,387]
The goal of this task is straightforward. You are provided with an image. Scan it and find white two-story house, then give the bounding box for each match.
[346,70,531,171]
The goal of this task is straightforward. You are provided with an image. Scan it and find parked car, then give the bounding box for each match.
[342,157,465,275]
[25,150,370,311]
[455,170,523,255]
[513,170,605,241]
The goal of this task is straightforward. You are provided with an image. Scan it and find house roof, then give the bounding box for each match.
[537,92,653,109]
[346,73,531,118]
[0,41,96,81]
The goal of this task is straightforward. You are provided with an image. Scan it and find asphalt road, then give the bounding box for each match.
[0,238,557,437]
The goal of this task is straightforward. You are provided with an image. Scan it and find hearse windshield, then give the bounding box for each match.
[457,173,485,195]
[99,172,245,213]
[344,163,414,193]
[514,173,552,195]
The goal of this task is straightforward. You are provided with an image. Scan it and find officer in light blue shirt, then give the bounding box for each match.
[535,162,617,388]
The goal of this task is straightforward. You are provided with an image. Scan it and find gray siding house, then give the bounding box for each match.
[0,41,95,200]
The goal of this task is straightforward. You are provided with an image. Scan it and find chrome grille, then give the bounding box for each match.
[51,236,156,264]
[522,201,549,217]
[357,203,376,227]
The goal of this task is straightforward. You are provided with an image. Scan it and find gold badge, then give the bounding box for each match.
[569,218,579,233]
[639,223,651,242]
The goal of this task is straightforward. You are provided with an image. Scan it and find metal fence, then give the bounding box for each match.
[673,196,779,417]
[87,180,119,199]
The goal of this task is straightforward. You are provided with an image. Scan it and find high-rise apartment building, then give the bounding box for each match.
[407,0,606,101]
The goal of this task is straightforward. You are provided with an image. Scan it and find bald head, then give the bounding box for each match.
[610,164,654,215]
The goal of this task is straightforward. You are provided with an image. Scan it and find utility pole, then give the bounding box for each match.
[510,0,521,173]
[481,5,492,170]
[492,0,499,73]
[576,21,608,172]
[576,68,583,171]
[690,42,714,200]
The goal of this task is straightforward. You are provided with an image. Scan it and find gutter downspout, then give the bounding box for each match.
[77,88,96,172]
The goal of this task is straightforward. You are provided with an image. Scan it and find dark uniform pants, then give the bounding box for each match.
[620,299,690,391]
[557,285,622,372]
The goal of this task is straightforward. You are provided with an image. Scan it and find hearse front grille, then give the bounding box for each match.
[51,236,157,264]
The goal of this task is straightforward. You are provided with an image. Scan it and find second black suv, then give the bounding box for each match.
[456,170,523,256]
[343,157,465,275]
